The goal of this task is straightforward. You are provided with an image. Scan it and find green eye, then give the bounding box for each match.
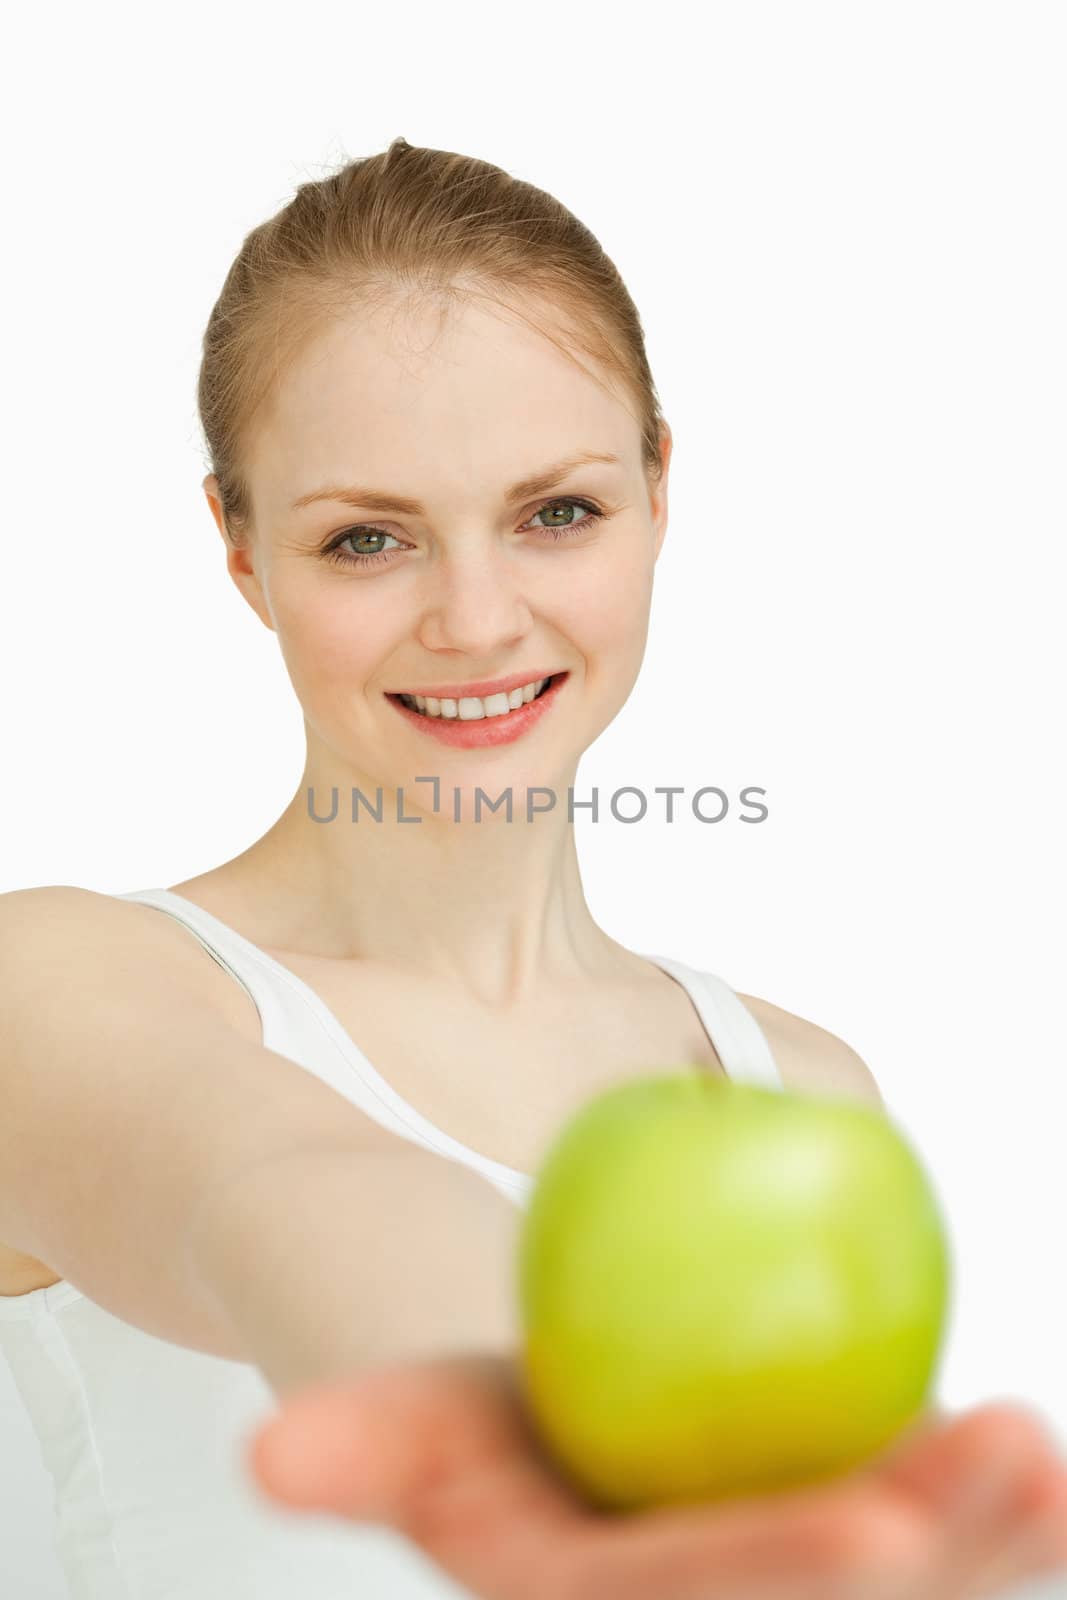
[321,494,607,570]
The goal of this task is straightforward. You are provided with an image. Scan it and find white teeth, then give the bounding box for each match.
[400,677,550,719]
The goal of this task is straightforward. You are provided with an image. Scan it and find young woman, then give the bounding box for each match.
[2,136,1064,1600]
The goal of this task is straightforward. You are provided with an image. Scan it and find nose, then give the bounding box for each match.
[416,539,535,658]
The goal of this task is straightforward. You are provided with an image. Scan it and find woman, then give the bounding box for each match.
[1,136,1064,1600]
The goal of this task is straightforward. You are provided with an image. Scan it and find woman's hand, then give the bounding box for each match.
[249,1353,1067,1599]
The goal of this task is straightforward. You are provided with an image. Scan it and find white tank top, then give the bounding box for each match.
[0,887,784,1599]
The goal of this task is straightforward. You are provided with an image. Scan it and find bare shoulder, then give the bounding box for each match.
[735,990,886,1110]
[0,885,260,1043]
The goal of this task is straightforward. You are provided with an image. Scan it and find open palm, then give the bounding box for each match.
[250,1352,1067,1600]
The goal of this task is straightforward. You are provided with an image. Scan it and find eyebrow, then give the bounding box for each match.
[289,450,623,517]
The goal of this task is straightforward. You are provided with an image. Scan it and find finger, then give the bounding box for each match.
[248,1354,589,1555]
[249,1354,521,1513]
[936,1452,1067,1599]
[870,1400,1061,1532]
[553,1469,932,1600]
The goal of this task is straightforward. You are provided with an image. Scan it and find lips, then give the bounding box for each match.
[385,670,569,748]
[393,675,556,718]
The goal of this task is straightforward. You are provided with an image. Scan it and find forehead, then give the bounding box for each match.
[247,295,636,515]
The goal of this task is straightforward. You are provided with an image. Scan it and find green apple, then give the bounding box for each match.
[517,1074,952,1512]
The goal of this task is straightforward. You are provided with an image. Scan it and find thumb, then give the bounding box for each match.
[246,1353,515,1529]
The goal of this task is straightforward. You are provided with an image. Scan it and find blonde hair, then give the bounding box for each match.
[198,136,668,547]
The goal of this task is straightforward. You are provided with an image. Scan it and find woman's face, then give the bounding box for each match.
[210,293,671,807]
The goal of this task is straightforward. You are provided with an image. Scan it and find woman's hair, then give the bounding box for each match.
[198,136,667,547]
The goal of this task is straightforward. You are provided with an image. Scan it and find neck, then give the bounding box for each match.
[215,754,626,1010]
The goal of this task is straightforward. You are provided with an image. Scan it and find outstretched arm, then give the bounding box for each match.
[186,1137,522,1396]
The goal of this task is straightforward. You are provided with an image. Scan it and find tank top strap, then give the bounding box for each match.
[116,885,291,1038]
[638,951,783,1089]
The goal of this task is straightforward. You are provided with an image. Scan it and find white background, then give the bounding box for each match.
[1,2,1064,1595]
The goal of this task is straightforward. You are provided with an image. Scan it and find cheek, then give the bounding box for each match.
[562,553,654,658]
[273,590,390,689]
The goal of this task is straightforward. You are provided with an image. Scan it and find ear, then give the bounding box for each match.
[202,474,275,633]
[650,421,672,562]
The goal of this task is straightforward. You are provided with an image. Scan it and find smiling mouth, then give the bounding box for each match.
[388,674,562,720]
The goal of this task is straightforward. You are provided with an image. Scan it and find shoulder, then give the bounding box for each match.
[0,885,117,957]
[736,990,886,1110]
[0,885,259,1042]
[0,883,155,931]
[0,885,176,955]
